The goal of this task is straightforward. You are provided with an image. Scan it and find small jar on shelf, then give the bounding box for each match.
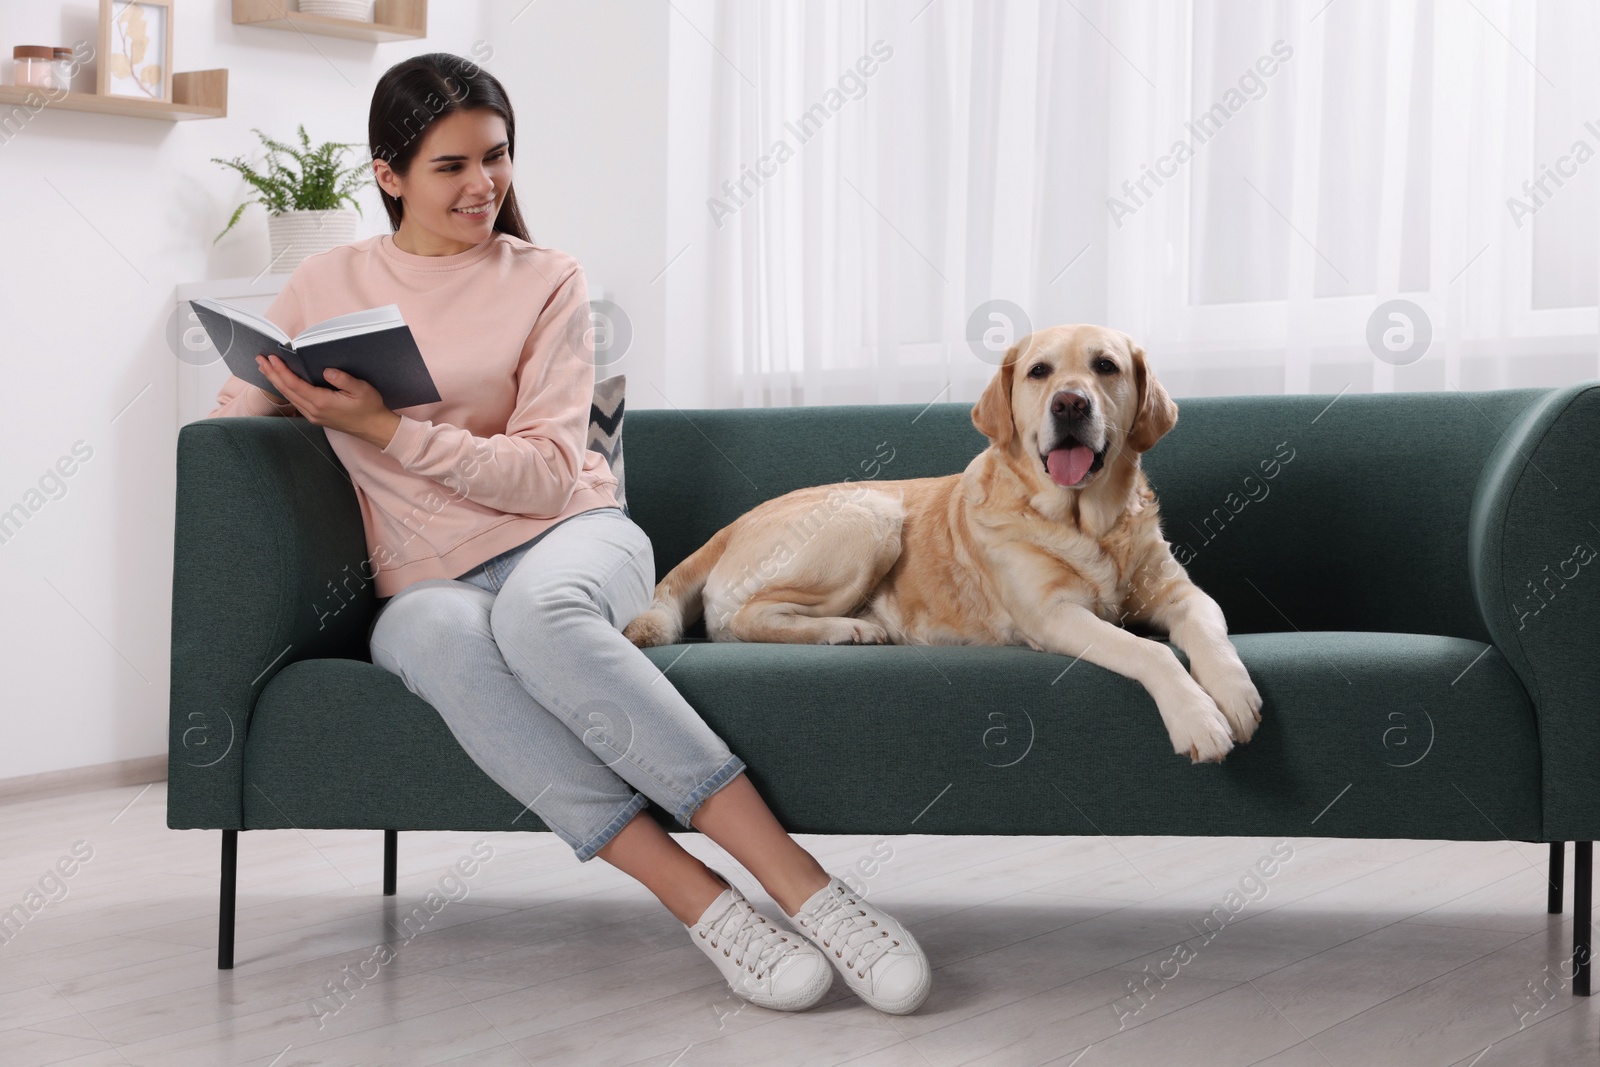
[10,45,56,89]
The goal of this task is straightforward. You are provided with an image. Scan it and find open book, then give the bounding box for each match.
[188,299,443,410]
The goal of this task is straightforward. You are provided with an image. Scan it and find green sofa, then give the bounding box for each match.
[168,382,1600,994]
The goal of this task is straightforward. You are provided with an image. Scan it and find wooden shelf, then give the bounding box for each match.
[233,0,427,43]
[0,70,228,121]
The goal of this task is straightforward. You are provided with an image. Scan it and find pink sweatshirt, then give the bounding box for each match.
[207,231,621,599]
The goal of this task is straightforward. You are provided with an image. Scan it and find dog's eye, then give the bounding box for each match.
[1027,364,1050,378]
[1092,357,1119,375]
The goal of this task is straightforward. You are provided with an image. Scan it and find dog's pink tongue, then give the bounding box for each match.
[1047,446,1094,487]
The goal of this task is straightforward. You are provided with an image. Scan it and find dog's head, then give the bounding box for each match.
[971,324,1177,490]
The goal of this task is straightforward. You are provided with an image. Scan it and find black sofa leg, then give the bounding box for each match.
[1550,842,1566,914]
[1576,841,1592,997]
[383,830,397,896]
[218,829,237,970]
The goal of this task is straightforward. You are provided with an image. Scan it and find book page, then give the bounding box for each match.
[293,304,405,347]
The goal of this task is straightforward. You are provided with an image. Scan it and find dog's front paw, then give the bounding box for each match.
[1157,682,1234,764]
[1192,656,1263,744]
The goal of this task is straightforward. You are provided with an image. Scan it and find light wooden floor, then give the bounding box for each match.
[0,781,1594,1066]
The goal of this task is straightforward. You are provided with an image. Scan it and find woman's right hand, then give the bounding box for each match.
[258,357,291,405]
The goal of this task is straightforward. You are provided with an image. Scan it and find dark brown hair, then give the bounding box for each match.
[368,53,532,243]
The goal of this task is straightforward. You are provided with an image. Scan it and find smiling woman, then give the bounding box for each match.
[203,50,932,1019]
[368,56,527,255]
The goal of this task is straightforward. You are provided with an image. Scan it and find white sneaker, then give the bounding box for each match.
[684,869,833,1012]
[785,874,931,1015]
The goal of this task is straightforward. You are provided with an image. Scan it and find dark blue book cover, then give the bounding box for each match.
[188,299,443,410]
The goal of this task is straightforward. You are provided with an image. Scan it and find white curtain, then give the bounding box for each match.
[666,0,1600,408]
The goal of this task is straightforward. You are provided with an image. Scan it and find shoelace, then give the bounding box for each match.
[699,897,798,980]
[800,887,896,978]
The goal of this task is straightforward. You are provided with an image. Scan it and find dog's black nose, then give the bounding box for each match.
[1052,389,1092,418]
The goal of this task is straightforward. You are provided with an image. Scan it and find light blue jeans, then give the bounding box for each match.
[367,505,747,862]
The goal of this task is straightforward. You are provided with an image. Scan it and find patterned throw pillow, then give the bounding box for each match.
[588,373,627,517]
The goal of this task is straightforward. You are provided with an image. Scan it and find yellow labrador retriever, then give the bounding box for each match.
[622,324,1262,763]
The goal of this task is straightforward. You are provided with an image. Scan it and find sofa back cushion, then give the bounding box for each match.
[621,387,1551,643]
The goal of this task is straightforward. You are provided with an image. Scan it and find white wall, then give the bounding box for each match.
[0,0,669,781]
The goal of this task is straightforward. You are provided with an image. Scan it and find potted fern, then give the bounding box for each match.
[212,125,375,273]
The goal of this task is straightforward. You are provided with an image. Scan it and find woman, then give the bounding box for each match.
[207,53,931,1016]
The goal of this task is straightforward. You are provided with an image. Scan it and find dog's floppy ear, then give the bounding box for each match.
[972,344,1019,450]
[1126,340,1177,454]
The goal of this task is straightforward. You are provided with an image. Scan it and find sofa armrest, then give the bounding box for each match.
[168,417,378,829]
[1468,381,1600,840]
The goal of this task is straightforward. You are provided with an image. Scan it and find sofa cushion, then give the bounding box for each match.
[239,631,1539,841]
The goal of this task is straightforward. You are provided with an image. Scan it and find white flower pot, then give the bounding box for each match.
[265,208,358,273]
[297,0,373,20]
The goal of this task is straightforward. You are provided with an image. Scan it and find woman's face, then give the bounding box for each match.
[375,108,513,256]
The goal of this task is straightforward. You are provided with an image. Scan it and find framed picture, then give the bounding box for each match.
[98,0,173,104]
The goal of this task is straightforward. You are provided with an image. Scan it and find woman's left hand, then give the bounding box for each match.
[256,353,401,449]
